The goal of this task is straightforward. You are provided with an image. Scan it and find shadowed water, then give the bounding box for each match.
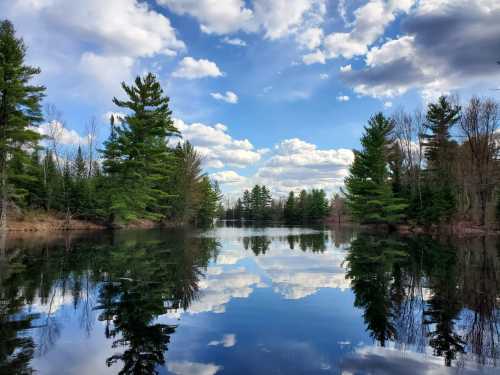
[0,224,499,374]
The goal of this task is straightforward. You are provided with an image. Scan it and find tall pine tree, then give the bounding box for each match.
[344,113,407,225]
[421,96,461,223]
[0,20,45,229]
[102,73,179,224]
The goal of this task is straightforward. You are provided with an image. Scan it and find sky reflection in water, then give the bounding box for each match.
[0,224,499,374]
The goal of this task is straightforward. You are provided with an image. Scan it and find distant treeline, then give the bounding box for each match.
[223,184,330,224]
[342,95,500,229]
[0,20,221,228]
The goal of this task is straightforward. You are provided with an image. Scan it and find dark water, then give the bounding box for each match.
[1,224,499,375]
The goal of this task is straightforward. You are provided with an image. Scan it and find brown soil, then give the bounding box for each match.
[5,211,106,232]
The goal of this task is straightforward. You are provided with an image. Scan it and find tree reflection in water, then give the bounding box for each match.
[0,227,499,373]
[0,230,219,375]
[346,233,500,368]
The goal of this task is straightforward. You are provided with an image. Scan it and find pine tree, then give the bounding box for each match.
[284,191,297,224]
[101,73,179,224]
[0,20,45,229]
[196,177,222,227]
[242,190,251,220]
[421,96,461,223]
[344,113,407,225]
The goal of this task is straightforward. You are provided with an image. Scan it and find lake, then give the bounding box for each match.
[1,223,499,374]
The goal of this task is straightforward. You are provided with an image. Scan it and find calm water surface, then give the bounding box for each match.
[1,224,499,374]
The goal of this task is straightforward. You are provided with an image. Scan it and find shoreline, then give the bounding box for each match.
[4,213,187,233]
[327,219,500,237]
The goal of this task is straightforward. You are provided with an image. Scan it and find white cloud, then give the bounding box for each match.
[210,171,247,184]
[79,52,134,90]
[296,27,323,50]
[253,0,326,40]
[342,1,500,99]
[189,267,261,314]
[253,138,354,196]
[302,50,326,65]
[36,121,90,146]
[158,0,255,35]
[1,0,185,97]
[340,64,352,72]
[336,95,350,102]
[210,91,239,104]
[168,361,221,375]
[222,37,247,47]
[173,57,224,79]
[319,73,329,80]
[173,119,265,168]
[158,0,326,41]
[208,334,237,348]
[315,0,416,63]
[384,101,393,108]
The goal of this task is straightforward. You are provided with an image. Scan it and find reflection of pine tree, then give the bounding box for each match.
[0,251,38,374]
[243,236,271,255]
[423,240,464,367]
[346,235,407,346]
[94,233,218,374]
[0,308,37,375]
[98,280,176,375]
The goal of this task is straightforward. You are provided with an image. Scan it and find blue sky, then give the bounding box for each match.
[2,0,500,198]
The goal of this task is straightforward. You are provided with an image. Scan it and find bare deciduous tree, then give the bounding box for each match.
[459,97,500,226]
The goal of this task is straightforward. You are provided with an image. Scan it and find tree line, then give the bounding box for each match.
[342,95,500,230]
[0,20,221,229]
[223,184,330,224]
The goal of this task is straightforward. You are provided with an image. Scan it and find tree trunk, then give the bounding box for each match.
[0,158,7,232]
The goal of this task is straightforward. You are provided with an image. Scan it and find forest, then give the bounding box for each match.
[341,95,500,230]
[0,20,221,229]
[223,185,330,224]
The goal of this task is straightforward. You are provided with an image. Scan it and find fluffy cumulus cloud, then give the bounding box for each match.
[336,95,350,102]
[253,0,326,40]
[296,27,323,50]
[342,0,500,99]
[253,138,354,195]
[322,0,415,60]
[158,0,326,41]
[189,267,261,314]
[173,119,266,168]
[302,50,326,65]
[0,0,185,97]
[36,121,90,146]
[256,246,350,299]
[157,0,255,35]
[173,57,223,79]
[210,91,239,104]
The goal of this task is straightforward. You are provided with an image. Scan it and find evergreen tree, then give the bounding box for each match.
[101,73,179,224]
[242,190,252,220]
[0,20,45,229]
[284,191,297,224]
[196,177,221,227]
[421,96,461,223]
[234,198,243,220]
[344,113,407,225]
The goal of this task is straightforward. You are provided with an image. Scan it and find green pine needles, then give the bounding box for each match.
[102,74,180,224]
[344,113,407,225]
